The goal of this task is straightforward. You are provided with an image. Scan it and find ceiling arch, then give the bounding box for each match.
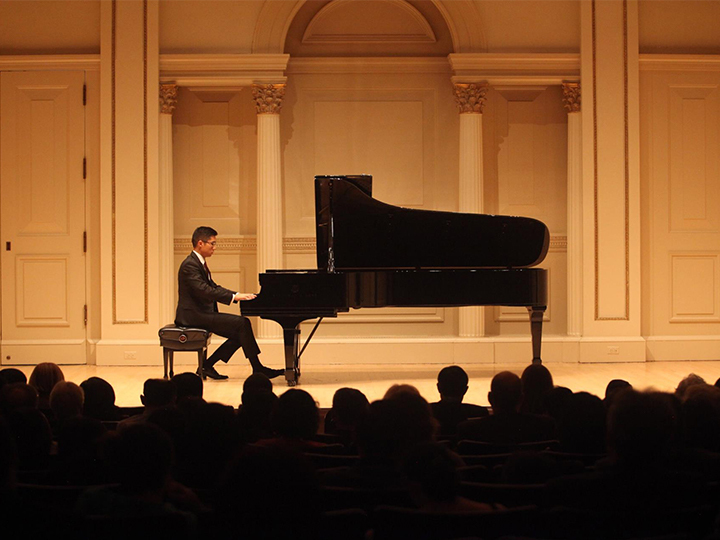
[252,0,487,54]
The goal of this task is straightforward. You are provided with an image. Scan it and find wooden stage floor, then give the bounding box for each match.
[10,360,720,409]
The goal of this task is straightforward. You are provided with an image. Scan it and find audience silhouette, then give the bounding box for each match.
[429,366,488,438]
[2,363,720,539]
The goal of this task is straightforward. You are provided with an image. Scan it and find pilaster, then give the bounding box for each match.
[253,84,285,339]
[98,0,161,364]
[580,0,643,361]
[563,82,583,337]
[453,83,488,338]
[159,83,178,327]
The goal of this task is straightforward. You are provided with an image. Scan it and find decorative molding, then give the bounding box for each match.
[639,54,720,71]
[287,57,450,74]
[112,0,149,325]
[159,83,178,115]
[159,53,289,86]
[453,83,488,114]
[174,236,566,255]
[449,53,581,85]
[252,84,286,114]
[175,236,256,254]
[562,82,581,112]
[302,0,436,44]
[592,0,630,321]
[549,236,567,252]
[174,236,315,254]
[284,237,317,253]
[0,55,101,71]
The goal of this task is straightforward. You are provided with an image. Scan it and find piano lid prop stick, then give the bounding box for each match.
[298,317,324,361]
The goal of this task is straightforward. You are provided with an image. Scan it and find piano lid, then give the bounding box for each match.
[315,175,550,271]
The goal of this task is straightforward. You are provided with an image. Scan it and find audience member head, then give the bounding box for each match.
[358,394,436,464]
[106,423,173,496]
[238,390,278,444]
[681,383,720,452]
[384,384,421,400]
[0,368,27,389]
[543,386,573,422]
[147,406,186,455]
[715,377,720,390]
[330,387,369,430]
[558,391,607,454]
[488,371,522,414]
[5,408,52,470]
[50,381,84,423]
[140,378,176,409]
[217,445,320,539]
[520,363,554,415]
[80,377,119,421]
[0,383,38,415]
[607,389,678,467]
[172,372,203,401]
[404,442,460,506]
[676,373,707,400]
[28,362,65,406]
[181,401,243,488]
[56,415,107,458]
[0,418,17,489]
[273,389,319,440]
[436,366,469,402]
[604,379,632,409]
[242,372,273,397]
[54,416,108,485]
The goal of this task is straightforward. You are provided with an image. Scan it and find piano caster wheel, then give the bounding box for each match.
[287,379,297,387]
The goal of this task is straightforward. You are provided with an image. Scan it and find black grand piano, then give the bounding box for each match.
[241,175,549,386]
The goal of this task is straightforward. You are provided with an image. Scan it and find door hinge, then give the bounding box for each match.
[84,305,88,327]
[83,84,87,106]
[5,241,10,251]
[83,231,87,253]
[83,157,86,180]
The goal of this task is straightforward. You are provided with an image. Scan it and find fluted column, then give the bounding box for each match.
[253,84,285,338]
[563,82,583,337]
[453,83,488,337]
[159,84,178,326]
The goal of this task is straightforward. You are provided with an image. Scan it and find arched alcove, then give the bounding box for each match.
[252,0,487,54]
[284,0,453,57]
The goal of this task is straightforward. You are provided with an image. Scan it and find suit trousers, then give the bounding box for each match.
[176,310,261,365]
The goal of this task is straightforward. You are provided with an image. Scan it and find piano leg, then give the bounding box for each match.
[282,325,301,386]
[528,306,546,364]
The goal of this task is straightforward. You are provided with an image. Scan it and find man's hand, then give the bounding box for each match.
[233,292,257,303]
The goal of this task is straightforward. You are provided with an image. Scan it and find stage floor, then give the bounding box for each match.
[9,360,720,408]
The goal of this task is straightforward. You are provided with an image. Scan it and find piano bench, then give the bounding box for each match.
[158,325,212,380]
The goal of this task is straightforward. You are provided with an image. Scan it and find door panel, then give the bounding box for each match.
[647,71,720,337]
[1,71,86,364]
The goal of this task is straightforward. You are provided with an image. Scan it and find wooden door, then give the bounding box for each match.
[645,71,720,344]
[1,71,87,364]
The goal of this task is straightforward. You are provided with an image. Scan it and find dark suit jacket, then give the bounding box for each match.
[430,401,489,437]
[175,252,234,327]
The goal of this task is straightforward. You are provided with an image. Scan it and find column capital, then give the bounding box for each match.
[453,83,488,114]
[252,84,286,114]
[562,82,581,113]
[159,83,178,115]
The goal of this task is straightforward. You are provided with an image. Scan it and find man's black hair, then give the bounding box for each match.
[437,366,469,398]
[192,226,218,247]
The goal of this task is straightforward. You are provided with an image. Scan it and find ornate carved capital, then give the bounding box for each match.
[453,83,488,114]
[252,84,286,114]
[159,84,178,115]
[562,82,581,113]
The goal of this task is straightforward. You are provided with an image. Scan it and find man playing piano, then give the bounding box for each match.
[175,226,284,380]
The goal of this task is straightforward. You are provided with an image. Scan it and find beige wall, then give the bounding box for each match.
[0,0,719,366]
